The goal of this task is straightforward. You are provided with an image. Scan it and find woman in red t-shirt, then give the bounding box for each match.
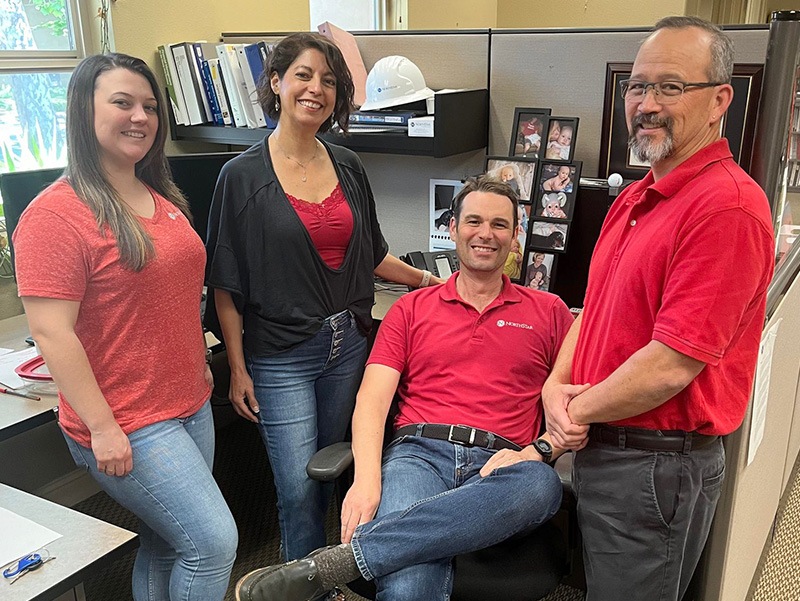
[13,54,237,601]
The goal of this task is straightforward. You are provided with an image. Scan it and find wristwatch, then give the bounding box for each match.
[531,439,553,463]
[205,349,213,365]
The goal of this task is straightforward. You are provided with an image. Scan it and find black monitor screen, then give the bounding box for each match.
[168,152,238,243]
[0,151,239,262]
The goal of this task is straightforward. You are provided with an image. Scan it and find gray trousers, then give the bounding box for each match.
[573,431,725,601]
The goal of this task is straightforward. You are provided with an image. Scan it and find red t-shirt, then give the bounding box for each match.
[368,273,574,446]
[286,183,354,269]
[13,180,211,446]
[573,139,774,435]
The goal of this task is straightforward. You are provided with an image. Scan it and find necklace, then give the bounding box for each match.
[272,136,318,183]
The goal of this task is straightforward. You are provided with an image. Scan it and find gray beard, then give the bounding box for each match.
[628,118,674,164]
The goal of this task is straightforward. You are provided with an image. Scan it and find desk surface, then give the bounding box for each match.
[0,315,58,443]
[0,483,137,601]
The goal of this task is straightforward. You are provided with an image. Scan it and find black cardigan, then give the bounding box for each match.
[204,137,389,356]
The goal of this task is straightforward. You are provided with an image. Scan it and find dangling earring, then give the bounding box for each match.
[275,96,280,112]
[330,113,335,128]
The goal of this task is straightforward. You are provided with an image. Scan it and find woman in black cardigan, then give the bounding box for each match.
[205,32,440,562]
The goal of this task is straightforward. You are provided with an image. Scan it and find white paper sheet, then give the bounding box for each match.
[0,506,62,568]
[747,319,782,466]
[0,347,38,389]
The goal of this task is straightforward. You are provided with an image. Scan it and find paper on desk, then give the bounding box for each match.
[747,318,781,466]
[0,506,62,568]
[0,347,37,389]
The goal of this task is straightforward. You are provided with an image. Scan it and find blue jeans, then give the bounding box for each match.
[246,309,367,561]
[63,400,238,601]
[351,435,563,601]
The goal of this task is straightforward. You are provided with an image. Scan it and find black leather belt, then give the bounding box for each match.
[393,423,522,452]
[592,424,719,453]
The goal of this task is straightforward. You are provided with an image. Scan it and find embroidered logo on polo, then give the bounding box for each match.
[496,319,534,330]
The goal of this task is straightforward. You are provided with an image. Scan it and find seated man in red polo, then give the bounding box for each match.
[234,175,578,601]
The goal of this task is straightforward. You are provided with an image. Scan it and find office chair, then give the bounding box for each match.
[307,422,577,601]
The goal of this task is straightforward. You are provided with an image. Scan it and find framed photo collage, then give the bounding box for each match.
[489,107,582,292]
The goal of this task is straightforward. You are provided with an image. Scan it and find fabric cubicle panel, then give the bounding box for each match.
[488,28,768,178]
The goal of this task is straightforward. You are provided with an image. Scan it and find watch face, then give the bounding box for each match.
[534,439,552,460]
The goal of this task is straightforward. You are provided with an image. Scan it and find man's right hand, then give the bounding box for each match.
[229,369,259,423]
[542,382,591,449]
[340,478,381,544]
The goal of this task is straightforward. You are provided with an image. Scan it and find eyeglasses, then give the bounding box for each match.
[619,80,725,104]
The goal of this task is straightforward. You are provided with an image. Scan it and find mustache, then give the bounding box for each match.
[631,113,673,130]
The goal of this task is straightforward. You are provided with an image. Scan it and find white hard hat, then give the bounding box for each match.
[359,56,435,111]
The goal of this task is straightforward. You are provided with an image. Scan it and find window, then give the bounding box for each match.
[1,0,92,183]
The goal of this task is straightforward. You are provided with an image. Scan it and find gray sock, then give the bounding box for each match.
[314,544,361,590]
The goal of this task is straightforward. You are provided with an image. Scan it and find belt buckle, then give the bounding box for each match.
[448,425,476,446]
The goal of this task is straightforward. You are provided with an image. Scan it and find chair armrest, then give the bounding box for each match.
[306,442,354,482]
[553,451,573,496]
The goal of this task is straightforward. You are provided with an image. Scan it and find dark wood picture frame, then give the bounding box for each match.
[509,107,552,158]
[598,62,764,180]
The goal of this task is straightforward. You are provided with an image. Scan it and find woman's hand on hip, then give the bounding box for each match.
[91,423,133,477]
[229,368,260,423]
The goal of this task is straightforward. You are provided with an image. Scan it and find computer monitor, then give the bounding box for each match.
[0,151,240,266]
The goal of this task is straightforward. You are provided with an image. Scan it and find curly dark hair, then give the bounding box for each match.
[257,33,355,133]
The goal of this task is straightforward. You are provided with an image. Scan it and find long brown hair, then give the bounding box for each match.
[64,53,190,271]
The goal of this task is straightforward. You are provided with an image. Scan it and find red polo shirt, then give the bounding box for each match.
[573,139,774,435]
[368,273,574,446]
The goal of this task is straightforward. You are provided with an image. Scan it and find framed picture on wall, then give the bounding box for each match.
[485,156,538,202]
[523,251,557,291]
[543,117,579,162]
[509,107,552,158]
[528,220,569,253]
[536,161,582,220]
[598,62,764,180]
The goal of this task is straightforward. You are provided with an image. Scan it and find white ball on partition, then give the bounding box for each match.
[607,173,623,188]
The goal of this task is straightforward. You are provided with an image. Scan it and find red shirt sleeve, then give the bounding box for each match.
[653,206,773,366]
[366,299,409,373]
[14,206,90,302]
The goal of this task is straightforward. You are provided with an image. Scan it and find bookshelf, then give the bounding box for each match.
[169,89,489,158]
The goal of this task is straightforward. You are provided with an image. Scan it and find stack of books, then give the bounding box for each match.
[157,41,276,129]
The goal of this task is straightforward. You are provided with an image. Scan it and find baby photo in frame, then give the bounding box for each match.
[509,107,552,158]
[544,117,579,162]
[485,156,537,201]
[536,161,582,220]
[528,220,569,253]
[524,252,557,291]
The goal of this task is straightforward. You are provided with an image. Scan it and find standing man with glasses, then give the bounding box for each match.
[542,16,774,601]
